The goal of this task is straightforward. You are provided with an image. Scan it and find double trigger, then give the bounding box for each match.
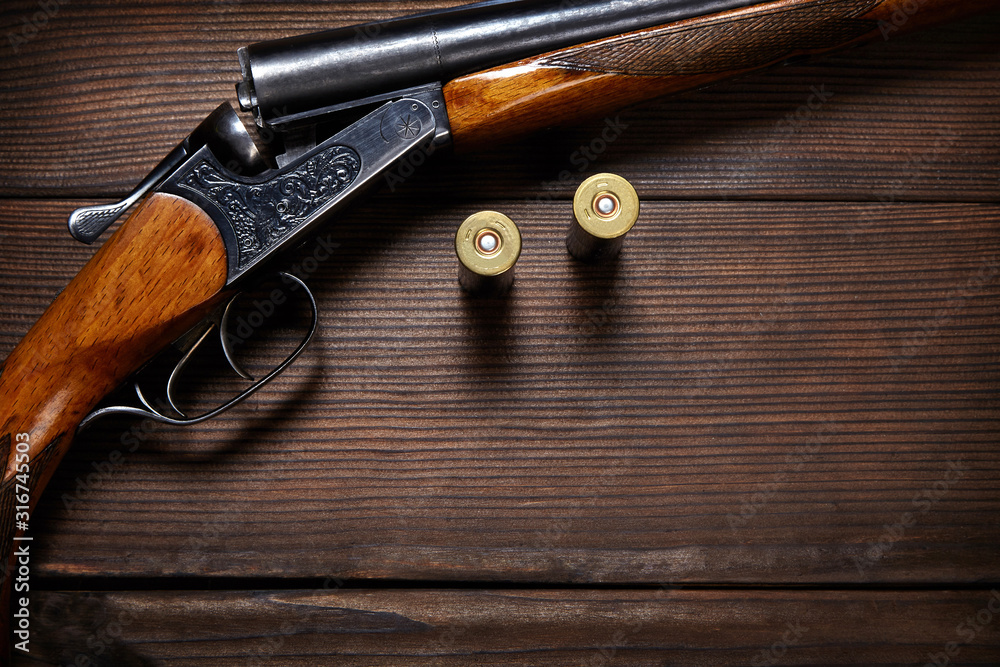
[68,86,450,432]
[79,272,318,430]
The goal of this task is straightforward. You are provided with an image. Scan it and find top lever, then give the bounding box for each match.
[68,104,269,244]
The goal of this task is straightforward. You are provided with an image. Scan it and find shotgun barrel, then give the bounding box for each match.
[236,0,759,126]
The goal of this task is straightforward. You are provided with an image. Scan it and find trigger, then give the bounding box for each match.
[165,324,218,417]
[78,272,319,430]
[220,294,254,381]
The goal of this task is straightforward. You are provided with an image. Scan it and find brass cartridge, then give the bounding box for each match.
[455,211,521,294]
[567,173,639,260]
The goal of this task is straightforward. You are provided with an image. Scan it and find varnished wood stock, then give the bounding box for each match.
[0,193,227,653]
[444,0,1000,151]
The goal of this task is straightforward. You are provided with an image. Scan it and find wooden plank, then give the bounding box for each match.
[2,198,998,585]
[0,2,997,200]
[14,588,1000,665]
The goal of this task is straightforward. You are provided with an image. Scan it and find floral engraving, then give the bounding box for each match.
[179,145,362,268]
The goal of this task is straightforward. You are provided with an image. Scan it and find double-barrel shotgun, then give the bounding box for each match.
[1,0,998,654]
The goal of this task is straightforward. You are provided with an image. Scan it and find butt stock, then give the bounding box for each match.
[0,193,228,653]
[443,0,1000,150]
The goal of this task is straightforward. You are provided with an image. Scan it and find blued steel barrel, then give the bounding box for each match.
[236,0,758,126]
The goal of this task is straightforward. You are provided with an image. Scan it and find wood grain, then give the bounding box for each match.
[0,193,227,652]
[13,588,1000,665]
[443,0,1000,151]
[0,193,227,475]
[1,198,996,586]
[0,3,997,200]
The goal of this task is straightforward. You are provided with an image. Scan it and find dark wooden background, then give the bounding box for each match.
[1,1,999,664]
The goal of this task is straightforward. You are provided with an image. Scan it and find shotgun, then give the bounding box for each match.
[1,0,997,654]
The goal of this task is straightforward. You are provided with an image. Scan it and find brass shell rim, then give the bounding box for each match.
[573,173,639,240]
[455,211,521,277]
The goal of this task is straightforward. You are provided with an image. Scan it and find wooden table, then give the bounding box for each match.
[1,1,998,664]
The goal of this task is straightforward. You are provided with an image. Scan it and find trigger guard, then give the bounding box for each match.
[78,271,318,430]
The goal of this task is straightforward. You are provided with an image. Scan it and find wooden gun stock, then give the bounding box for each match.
[444,0,1000,150]
[0,193,227,653]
